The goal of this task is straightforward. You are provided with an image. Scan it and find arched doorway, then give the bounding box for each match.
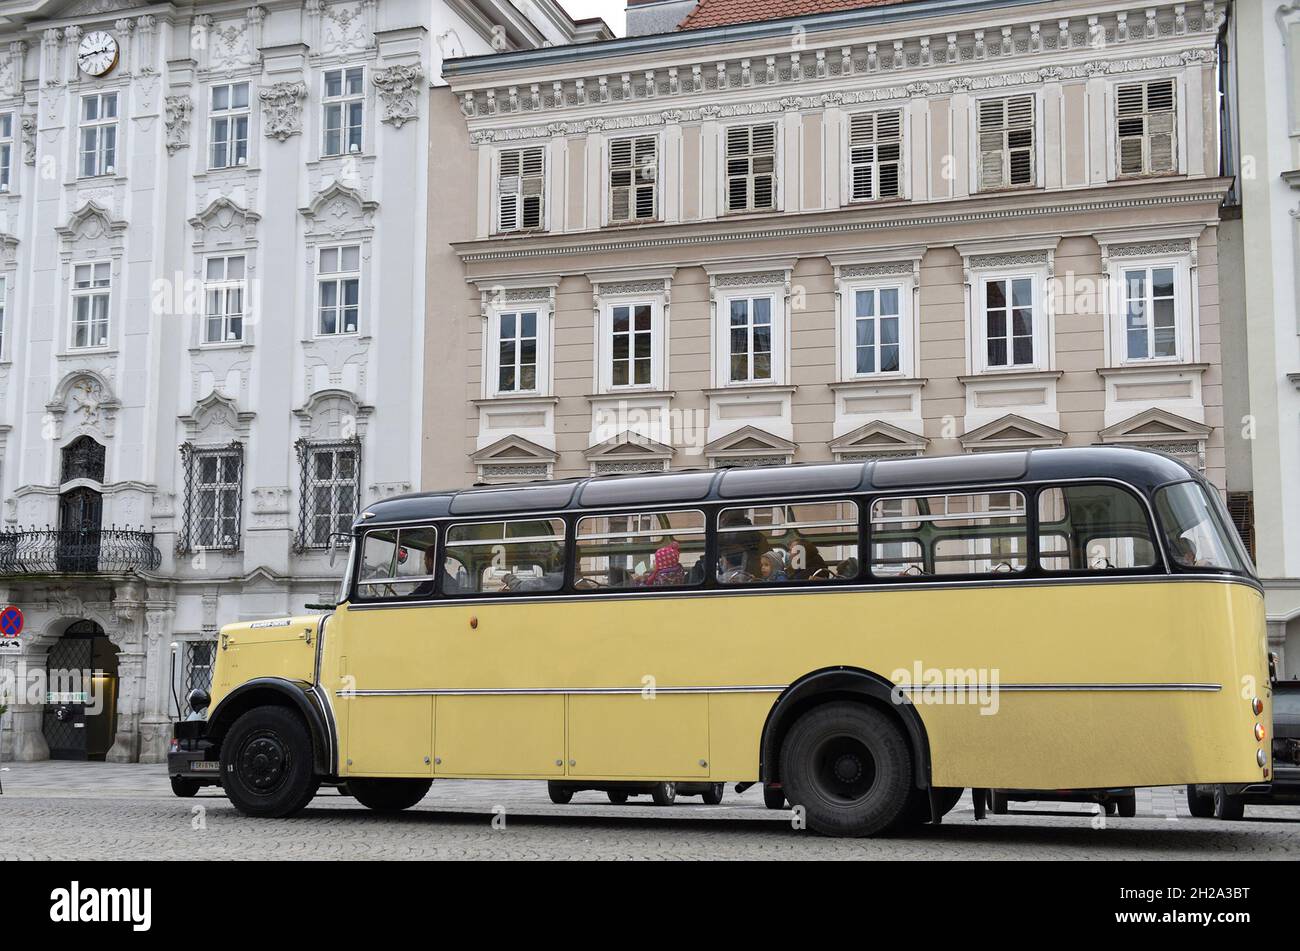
[42,620,120,761]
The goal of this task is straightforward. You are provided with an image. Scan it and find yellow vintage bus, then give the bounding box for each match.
[173,447,1273,837]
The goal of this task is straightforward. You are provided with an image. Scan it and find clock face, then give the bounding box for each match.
[77,31,119,78]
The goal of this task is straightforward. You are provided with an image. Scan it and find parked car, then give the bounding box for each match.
[1187,679,1300,819]
[986,787,1137,817]
[547,780,724,806]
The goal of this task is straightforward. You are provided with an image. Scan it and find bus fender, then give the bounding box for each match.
[206,677,334,776]
[759,667,932,789]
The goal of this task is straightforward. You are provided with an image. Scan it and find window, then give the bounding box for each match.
[442,518,566,595]
[870,491,1027,577]
[298,440,360,549]
[203,255,245,344]
[355,527,437,599]
[322,67,364,156]
[0,112,12,191]
[983,276,1035,368]
[1122,265,1177,360]
[610,303,652,387]
[180,444,243,552]
[70,262,111,349]
[718,502,859,584]
[1155,482,1249,573]
[727,296,774,383]
[609,135,657,223]
[1117,79,1175,177]
[576,510,705,589]
[850,285,902,375]
[1038,485,1157,571]
[317,245,360,336]
[848,110,902,202]
[497,147,545,232]
[61,435,106,483]
[209,82,250,169]
[0,276,6,359]
[492,310,539,393]
[725,124,776,213]
[976,95,1034,189]
[79,92,118,177]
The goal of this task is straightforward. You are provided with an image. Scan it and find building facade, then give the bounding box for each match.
[0,0,607,764]
[1222,0,1300,678]
[429,0,1232,500]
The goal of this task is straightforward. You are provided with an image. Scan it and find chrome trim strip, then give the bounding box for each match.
[338,682,1220,698]
[345,572,1262,610]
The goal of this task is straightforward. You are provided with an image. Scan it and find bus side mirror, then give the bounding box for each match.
[328,532,349,568]
[1269,652,1281,685]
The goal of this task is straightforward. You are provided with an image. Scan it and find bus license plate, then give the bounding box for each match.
[190,761,220,772]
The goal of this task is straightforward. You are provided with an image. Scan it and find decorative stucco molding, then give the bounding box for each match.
[371,64,424,128]
[259,81,307,142]
[164,96,192,155]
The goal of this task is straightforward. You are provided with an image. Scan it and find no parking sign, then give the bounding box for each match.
[0,604,22,651]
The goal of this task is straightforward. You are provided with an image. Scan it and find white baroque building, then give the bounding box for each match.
[0,0,608,764]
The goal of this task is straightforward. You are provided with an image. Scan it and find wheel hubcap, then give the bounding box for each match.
[812,735,877,804]
[240,733,289,794]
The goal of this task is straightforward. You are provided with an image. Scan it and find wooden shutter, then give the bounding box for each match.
[849,110,902,201]
[610,135,657,223]
[497,146,545,232]
[978,96,1034,189]
[726,124,776,212]
[1117,79,1175,176]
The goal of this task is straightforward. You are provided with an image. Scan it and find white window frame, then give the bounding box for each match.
[715,288,785,386]
[843,108,906,204]
[315,244,361,337]
[1110,75,1181,180]
[202,254,247,345]
[720,121,780,215]
[970,92,1041,192]
[78,92,119,178]
[606,134,660,225]
[0,112,12,192]
[487,304,552,398]
[0,275,6,359]
[495,146,547,234]
[1111,258,1192,365]
[302,441,361,548]
[971,268,1050,374]
[839,277,913,380]
[69,261,112,351]
[192,447,242,551]
[208,81,251,170]
[321,65,365,158]
[597,297,663,392]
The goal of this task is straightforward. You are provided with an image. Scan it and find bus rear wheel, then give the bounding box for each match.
[547,782,574,804]
[701,783,725,805]
[651,782,677,806]
[219,706,318,818]
[1212,785,1245,820]
[1185,783,1215,818]
[779,702,912,837]
[349,778,432,812]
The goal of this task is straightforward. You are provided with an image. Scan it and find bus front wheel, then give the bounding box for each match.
[349,778,432,812]
[779,702,912,837]
[219,706,319,818]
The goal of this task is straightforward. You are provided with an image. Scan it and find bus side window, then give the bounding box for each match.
[575,510,705,589]
[355,527,438,599]
[1037,485,1157,571]
[716,501,858,585]
[870,492,1027,577]
[442,518,566,595]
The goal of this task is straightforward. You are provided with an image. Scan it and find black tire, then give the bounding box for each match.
[763,785,786,810]
[1105,800,1119,816]
[701,783,725,806]
[547,782,574,805]
[989,790,1010,815]
[1116,794,1137,818]
[349,778,432,812]
[779,702,912,837]
[170,776,202,798]
[1212,784,1246,820]
[219,706,318,818]
[1186,783,1215,819]
[651,782,677,806]
[607,790,629,805]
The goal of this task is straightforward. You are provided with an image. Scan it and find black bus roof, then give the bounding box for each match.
[356,446,1202,528]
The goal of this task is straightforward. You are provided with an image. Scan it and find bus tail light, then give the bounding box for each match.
[1251,697,1264,716]
[1257,749,1268,767]
[1254,723,1266,742]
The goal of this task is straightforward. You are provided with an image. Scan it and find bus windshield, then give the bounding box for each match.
[1154,481,1249,574]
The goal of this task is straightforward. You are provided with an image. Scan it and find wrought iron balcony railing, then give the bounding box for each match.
[0,527,162,576]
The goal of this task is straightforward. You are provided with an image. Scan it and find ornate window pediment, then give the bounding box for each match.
[960,413,1065,452]
[179,391,255,443]
[300,181,378,240]
[584,430,673,475]
[470,434,558,484]
[55,201,127,246]
[829,419,927,461]
[1099,407,1210,471]
[704,425,796,468]
[45,370,121,438]
[189,196,260,249]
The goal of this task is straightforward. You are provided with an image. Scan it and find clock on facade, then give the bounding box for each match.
[77,31,119,77]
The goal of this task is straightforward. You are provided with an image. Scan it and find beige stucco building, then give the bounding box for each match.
[425,0,1232,496]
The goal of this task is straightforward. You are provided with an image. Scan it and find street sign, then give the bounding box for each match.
[0,604,22,638]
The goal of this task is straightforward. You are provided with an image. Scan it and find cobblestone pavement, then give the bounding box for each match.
[1,762,1297,859]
